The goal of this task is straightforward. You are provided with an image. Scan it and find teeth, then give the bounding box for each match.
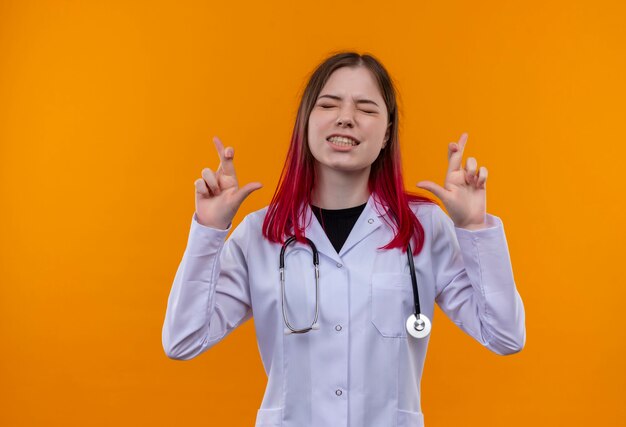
[328,136,358,146]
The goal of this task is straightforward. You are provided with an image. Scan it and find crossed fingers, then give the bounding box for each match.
[448,133,488,189]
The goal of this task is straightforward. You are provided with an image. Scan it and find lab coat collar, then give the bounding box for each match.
[303,194,390,262]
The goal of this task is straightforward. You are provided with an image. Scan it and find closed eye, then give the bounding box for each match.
[319,104,376,114]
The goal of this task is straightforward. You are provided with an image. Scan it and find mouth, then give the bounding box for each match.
[326,135,360,147]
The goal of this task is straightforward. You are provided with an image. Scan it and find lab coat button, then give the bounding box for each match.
[335,389,343,396]
[335,325,342,331]
[336,263,343,268]
[368,218,374,224]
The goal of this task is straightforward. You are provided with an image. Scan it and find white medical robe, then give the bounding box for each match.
[162,196,526,427]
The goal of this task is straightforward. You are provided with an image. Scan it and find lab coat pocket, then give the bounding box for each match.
[397,408,425,427]
[371,273,413,338]
[255,407,283,426]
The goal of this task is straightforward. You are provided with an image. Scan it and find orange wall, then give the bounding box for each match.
[1,0,624,425]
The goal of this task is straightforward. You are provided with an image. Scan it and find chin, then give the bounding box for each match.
[321,162,369,174]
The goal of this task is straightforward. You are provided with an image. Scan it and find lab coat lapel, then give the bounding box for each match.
[303,205,343,264]
[338,195,387,257]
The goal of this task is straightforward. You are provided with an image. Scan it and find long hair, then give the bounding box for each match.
[262,51,436,254]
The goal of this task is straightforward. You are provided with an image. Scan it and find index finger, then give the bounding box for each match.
[212,136,236,176]
[447,132,468,173]
[213,135,225,161]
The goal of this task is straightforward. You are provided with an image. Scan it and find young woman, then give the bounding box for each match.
[162,52,526,427]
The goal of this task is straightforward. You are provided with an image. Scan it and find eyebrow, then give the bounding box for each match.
[317,94,380,107]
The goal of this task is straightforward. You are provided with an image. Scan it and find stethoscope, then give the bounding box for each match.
[279,236,432,339]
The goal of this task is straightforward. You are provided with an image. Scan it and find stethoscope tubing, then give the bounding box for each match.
[279,237,430,338]
[280,236,320,334]
[406,243,422,319]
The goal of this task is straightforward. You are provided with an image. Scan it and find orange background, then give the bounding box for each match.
[1,0,624,425]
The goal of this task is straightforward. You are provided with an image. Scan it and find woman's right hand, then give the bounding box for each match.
[194,136,263,230]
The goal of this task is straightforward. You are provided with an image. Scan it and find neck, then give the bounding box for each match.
[311,164,370,209]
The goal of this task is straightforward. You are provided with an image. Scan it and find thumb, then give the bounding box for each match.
[234,182,263,205]
[416,181,445,200]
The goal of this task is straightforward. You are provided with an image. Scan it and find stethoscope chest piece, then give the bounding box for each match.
[406,313,431,339]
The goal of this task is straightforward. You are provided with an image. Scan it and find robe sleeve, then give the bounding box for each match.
[162,213,253,360]
[431,205,526,355]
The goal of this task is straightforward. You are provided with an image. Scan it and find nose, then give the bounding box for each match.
[336,106,355,128]
[336,118,354,128]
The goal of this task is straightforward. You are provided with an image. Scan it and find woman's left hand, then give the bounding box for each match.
[416,133,488,230]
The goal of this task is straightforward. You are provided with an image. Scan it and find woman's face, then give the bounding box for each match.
[307,66,390,175]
